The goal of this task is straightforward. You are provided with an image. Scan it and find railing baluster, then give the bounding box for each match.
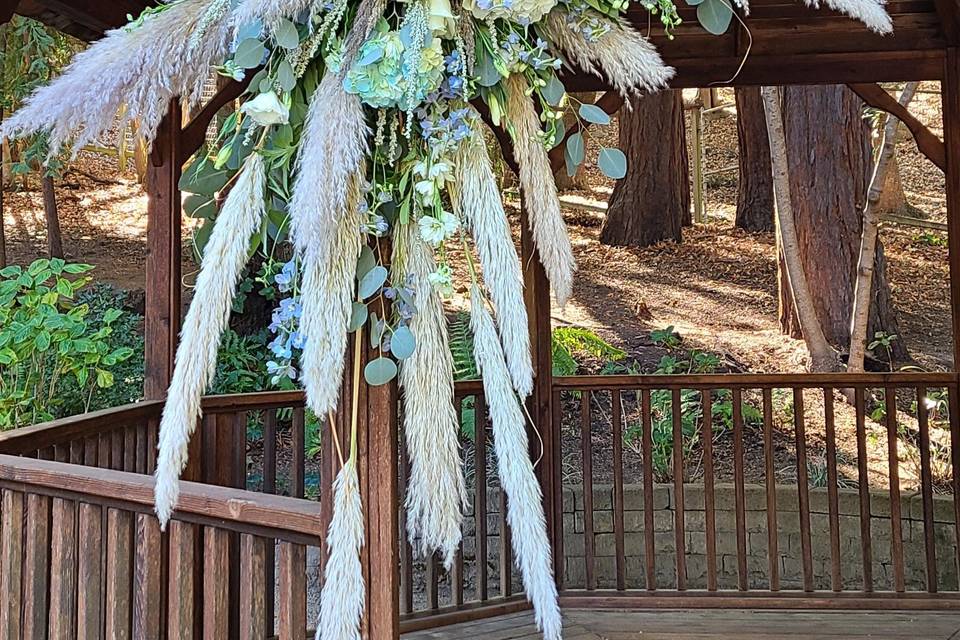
[793,388,814,592]
[552,388,565,588]
[77,503,102,639]
[262,410,277,633]
[427,553,439,610]
[98,432,111,469]
[824,388,842,592]
[278,542,306,640]
[581,389,595,590]
[855,387,874,592]
[500,480,513,598]
[399,427,413,614]
[641,388,656,591]
[885,387,906,593]
[167,521,196,639]
[702,390,718,592]
[48,498,77,640]
[124,425,136,472]
[611,388,626,591]
[733,388,747,591]
[105,509,133,639]
[133,513,162,640]
[0,490,24,638]
[475,396,489,602]
[239,534,267,640]
[23,494,50,638]
[203,527,230,637]
[146,415,159,474]
[292,408,305,499]
[233,411,247,490]
[762,388,779,591]
[111,429,124,471]
[917,385,938,593]
[671,388,686,591]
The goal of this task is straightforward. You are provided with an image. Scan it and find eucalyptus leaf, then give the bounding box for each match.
[356,245,377,281]
[364,357,398,386]
[542,74,566,107]
[565,150,578,178]
[274,19,300,49]
[234,38,267,69]
[348,302,369,332]
[180,158,230,195]
[566,132,585,165]
[235,19,263,44]
[697,0,734,35]
[183,194,217,219]
[358,265,387,299]
[391,325,416,360]
[578,103,611,125]
[276,60,296,92]
[598,147,628,180]
[476,46,502,88]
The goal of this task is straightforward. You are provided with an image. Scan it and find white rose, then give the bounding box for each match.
[241,91,289,126]
[428,0,457,37]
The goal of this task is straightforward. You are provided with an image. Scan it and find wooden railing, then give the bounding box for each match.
[551,372,960,608]
[0,454,319,639]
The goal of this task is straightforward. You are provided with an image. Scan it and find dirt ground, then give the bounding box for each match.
[2,83,953,494]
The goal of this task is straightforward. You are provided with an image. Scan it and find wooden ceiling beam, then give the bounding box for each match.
[847,82,946,172]
[933,0,960,45]
[0,0,20,23]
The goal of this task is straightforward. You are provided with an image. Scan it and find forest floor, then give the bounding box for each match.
[1,83,953,493]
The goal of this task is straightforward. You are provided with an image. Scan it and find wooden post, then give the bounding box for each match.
[144,100,183,400]
[943,50,960,371]
[520,204,561,583]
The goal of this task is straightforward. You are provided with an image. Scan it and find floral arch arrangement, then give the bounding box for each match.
[3,0,890,637]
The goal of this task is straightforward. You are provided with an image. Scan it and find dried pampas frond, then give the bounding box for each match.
[232,0,315,36]
[470,286,562,640]
[154,154,266,528]
[298,172,364,416]
[398,227,467,568]
[2,0,231,155]
[802,0,892,33]
[289,72,369,258]
[317,458,364,640]
[504,74,576,307]
[453,121,533,397]
[540,9,674,98]
[341,0,390,70]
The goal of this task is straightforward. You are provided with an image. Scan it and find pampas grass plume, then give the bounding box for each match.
[154,153,266,527]
[2,0,231,155]
[541,10,674,98]
[504,74,576,307]
[399,227,467,568]
[453,122,533,397]
[317,459,364,640]
[803,0,892,33]
[470,285,562,639]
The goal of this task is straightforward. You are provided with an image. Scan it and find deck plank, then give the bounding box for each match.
[403,609,960,639]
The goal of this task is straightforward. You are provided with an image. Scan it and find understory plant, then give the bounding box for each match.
[0,260,135,428]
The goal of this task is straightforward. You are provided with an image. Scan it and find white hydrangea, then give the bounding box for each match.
[462,0,558,24]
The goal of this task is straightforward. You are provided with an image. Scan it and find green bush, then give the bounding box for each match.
[0,260,135,428]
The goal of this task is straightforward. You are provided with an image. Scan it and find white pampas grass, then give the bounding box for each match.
[317,458,364,640]
[154,153,266,527]
[232,0,314,36]
[289,72,368,257]
[398,228,467,568]
[802,0,892,33]
[297,172,364,417]
[504,75,576,307]
[2,0,231,155]
[540,9,674,98]
[452,123,533,398]
[470,285,561,640]
[292,72,368,417]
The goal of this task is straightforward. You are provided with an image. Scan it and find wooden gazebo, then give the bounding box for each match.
[1,1,960,638]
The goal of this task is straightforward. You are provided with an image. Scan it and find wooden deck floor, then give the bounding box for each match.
[403,609,960,639]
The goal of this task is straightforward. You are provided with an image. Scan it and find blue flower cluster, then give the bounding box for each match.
[438,50,466,99]
[418,105,473,157]
[266,261,303,384]
[563,0,613,41]
[501,32,562,72]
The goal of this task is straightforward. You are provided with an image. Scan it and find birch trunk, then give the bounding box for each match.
[847,82,918,373]
[761,86,836,372]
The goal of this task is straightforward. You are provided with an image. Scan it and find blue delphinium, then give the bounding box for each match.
[267,261,303,385]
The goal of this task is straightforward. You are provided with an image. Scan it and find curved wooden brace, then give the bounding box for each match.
[847,83,946,173]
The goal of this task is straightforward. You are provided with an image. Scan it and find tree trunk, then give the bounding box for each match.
[762,86,837,373]
[555,92,596,191]
[42,174,63,258]
[0,181,5,269]
[734,87,775,232]
[600,89,689,247]
[876,151,910,215]
[848,82,918,373]
[777,85,906,362]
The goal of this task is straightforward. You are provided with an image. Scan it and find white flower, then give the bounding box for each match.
[427,264,454,297]
[415,180,436,207]
[429,161,452,181]
[418,211,460,246]
[428,0,457,37]
[240,90,289,126]
[462,0,558,24]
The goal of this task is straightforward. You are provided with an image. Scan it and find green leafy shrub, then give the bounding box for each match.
[0,260,135,428]
[552,326,625,376]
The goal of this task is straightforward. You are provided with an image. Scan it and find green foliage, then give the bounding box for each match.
[552,326,625,376]
[210,329,272,395]
[868,331,898,370]
[0,260,135,428]
[913,231,947,248]
[449,311,480,382]
[650,325,682,349]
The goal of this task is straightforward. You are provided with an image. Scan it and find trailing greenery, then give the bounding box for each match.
[0,260,135,428]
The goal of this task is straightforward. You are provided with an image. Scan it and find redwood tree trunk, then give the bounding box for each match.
[600,89,689,247]
[735,87,775,232]
[42,174,63,259]
[778,85,906,361]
